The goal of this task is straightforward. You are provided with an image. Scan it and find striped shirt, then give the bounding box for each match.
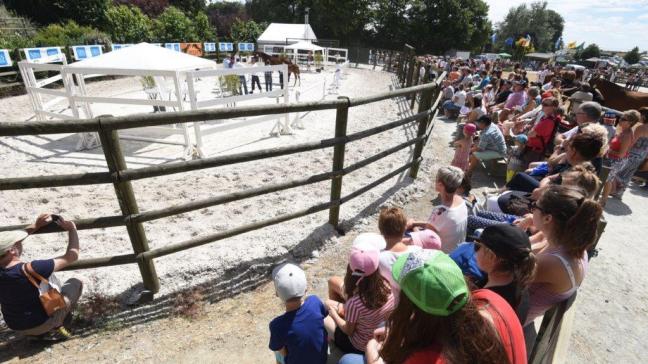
[344,293,395,351]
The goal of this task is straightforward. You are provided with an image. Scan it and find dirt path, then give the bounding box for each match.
[2,106,647,364]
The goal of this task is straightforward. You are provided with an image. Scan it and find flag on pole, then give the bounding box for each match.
[491,33,497,43]
[567,41,577,49]
[576,42,585,50]
[505,37,514,47]
[554,36,562,50]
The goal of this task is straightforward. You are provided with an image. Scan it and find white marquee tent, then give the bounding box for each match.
[285,41,324,52]
[257,23,317,46]
[20,43,218,153]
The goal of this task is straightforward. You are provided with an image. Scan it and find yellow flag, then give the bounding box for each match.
[567,41,577,49]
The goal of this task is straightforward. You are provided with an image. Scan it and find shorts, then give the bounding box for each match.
[474,150,505,161]
[334,327,364,354]
[17,278,83,337]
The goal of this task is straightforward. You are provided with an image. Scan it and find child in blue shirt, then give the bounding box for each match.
[269,263,328,364]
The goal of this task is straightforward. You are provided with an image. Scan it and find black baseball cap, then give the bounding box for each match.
[477,225,531,262]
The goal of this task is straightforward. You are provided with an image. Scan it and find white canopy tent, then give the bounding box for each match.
[21,43,218,154]
[285,41,324,64]
[257,23,317,46]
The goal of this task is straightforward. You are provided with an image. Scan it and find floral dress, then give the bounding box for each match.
[451,138,472,171]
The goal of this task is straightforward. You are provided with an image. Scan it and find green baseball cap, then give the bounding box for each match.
[392,250,469,316]
[0,230,28,255]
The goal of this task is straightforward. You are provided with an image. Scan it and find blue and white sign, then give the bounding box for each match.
[0,49,12,67]
[204,42,216,52]
[112,44,134,51]
[23,47,65,63]
[218,42,234,52]
[238,43,255,52]
[165,43,181,52]
[72,45,103,60]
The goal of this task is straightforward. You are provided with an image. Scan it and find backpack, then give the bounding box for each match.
[22,262,66,316]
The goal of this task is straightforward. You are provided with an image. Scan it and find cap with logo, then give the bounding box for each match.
[272,263,307,302]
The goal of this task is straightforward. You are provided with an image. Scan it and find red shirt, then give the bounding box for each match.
[527,115,559,152]
[404,289,527,364]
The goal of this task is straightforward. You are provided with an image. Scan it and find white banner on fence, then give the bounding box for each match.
[204,42,216,52]
[238,43,255,52]
[71,45,103,61]
[23,47,65,63]
[0,49,11,67]
[219,42,234,52]
[165,43,181,52]
[112,44,134,51]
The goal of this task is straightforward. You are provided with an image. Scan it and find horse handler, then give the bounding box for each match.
[0,214,83,338]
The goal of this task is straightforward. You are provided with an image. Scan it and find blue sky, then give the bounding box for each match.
[484,0,648,52]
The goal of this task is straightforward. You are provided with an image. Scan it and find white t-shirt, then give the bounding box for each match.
[427,202,468,252]
[453,90,467,107]
[378,246,422,301]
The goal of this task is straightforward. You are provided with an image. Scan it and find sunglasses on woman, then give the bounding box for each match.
[528,201,547,213]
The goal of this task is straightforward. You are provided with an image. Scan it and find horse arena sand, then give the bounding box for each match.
[1,67,647,363]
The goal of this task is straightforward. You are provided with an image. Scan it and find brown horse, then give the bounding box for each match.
[254,51,301,86]
[590,76,648,111]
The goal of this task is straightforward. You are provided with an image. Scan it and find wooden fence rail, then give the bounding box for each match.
[0,74,445,296]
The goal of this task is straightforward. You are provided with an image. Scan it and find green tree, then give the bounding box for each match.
[33,20,110,46]
[152,6,197,42]
[624,46,641,64]
[494,1,564,52]
[4,0,109,26]
[579,43,601,60]
[169,0,206,15]
[207,1,249,38]
[194,12,216,41]
[105,5,153,43]
[230,19,265,43]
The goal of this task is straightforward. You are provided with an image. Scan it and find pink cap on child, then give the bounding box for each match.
[349,242,380,277]
[463,123,477,136]
[410,229,442,250]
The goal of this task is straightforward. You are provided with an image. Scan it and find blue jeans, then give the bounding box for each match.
[443,100,461,111]
[339,353,364,364]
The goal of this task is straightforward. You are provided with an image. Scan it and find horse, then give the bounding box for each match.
[254,51,301,87]
[590,76,648,112]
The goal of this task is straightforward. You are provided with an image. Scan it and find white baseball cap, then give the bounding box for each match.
[0,230,28,255]
[272,263,307,302]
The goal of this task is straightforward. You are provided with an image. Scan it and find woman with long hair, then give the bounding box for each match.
[525,185,602,325]
[365,250,526,364]
[325,243,394,355]
[611,107,648,199]
[474,225,536,323]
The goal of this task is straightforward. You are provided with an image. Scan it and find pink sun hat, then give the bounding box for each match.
[349,242,380,277]
[463,123,477,136]
[410,229,442,250]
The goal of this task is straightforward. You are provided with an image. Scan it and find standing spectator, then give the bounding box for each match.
[0,214,83,338]
[610,107,648,199]
[250,57,262,94]
[269,263,328,364]
[467,116,507,176]
[325,243,394,355]
[264,60,273,92]
[451,123,476,172]
[365,250,527,364]
[234,57,249,95]
[407,166,468,252]
[600,110,640,205]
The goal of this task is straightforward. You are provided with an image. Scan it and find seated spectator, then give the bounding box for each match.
[521,97,561,164]
[569,83,593,116]
[442,84,467,118]
[465,94,485,123]
[325,243,394,355]
[475,70,491,90]
[376,207,423,302]
[365,250,527,364]
[449,66,461,82]
[495,80,529,122]
[555,101,602,149]
[270,263,328,364]
[467,116,507,176]
[0,214,82,338]
[407,166,468,252]
[440,80,455,106]
[526,185,602,325]
[490,80,512,109]
[474,225,535,323]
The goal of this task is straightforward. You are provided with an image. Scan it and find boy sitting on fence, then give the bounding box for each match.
[0,214,83,339]
[269,263,328,364]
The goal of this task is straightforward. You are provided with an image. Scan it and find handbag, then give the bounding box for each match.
[22,262,67,316]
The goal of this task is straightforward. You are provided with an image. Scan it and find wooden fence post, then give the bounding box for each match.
[328,97,350,227]
[409,86,435,179]
[97,119,160,295]
[405,58,415,97]
[410,61,421,109]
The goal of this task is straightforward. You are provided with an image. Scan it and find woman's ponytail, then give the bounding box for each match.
[562,199,602,258]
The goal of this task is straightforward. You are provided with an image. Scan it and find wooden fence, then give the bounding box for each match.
[0,67,447,294]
